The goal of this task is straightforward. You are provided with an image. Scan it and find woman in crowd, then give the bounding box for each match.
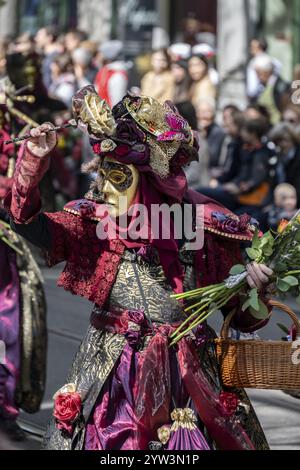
[188,53,216,108]
[141,48,175,103]
[49,54,76,108]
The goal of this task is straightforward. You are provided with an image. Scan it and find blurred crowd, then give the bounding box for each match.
[1,26,300,231]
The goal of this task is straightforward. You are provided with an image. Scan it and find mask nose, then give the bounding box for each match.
[101,178,115,197]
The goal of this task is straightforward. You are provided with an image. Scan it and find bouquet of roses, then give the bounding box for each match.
[170,212,300,345]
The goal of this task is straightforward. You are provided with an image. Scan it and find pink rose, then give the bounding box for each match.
[53,392,82,436]
[219,392,239,417]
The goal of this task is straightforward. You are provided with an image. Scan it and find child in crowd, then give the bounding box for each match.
[267,183,298,230]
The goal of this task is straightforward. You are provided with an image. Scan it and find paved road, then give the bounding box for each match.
[12,266,300,450]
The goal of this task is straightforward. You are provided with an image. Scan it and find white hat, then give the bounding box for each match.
[252,53,274,72]
[168,43,192,60]
[192,43,216,58]
[99,40,123,61]
[72,47,93,67]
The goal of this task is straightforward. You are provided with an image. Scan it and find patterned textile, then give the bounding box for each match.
[0,225,46,416]
[43,244,269,450]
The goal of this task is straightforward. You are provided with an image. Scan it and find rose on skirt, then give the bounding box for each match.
[219,392,239,417]
[53,392,82,436]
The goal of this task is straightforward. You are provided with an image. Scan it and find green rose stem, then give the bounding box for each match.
[285,271,300,276]
[170,282,244,344]
[170,285,226,337]
[171,288,239,345]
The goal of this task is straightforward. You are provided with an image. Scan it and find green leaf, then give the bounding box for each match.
[246,248,260,261]
[249,288,259,311]
[277,323,290,335]
[263,246,274,257]
[282,276,299,287]
[251,229,261,250]
[295,231,300,242]
[250,300,269,320]
[242,299,251,312]
[262,230,274,244]
[277,279,290,293]
[274,262,288,273]
[229,264,245,276]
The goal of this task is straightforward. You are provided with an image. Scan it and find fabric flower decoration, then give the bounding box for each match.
[211,212,240,234]
[116,119,145,143]
[53,384,82,436]
[219,392,239,417]
[72,85,117,138]
[74,200,96,218]
[157,113,192,143]
[100,139,117,153]
[115,144,131,157]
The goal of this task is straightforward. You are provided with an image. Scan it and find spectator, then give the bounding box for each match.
[11,32,35,55]
[211,110,245,184]
[222,104,240,132]
[199,118,273,214]
[171,60,191,104]
[64,29,88,53]
[192,43,218,86]
[247,37,282,100]
[141,48,174,103]
[176,101,198,129]
[252,53,290,125]
[35,26,63,89]
[266,183,298,231]
[94,40,129,107]
[188,53,216,107]
[245,103,271,130]
[269,122,300,205]
[184,132,210,190]
[72,47,97,88]
[282,104,300,129]
[196,98,225,170]
[48,54,76,108]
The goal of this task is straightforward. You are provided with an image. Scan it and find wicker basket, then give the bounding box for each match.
[215,300,300,390]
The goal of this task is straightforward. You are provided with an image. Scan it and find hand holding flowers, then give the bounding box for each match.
[171,212,300,345]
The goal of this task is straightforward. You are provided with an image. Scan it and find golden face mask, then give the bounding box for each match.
[99,156,140,217]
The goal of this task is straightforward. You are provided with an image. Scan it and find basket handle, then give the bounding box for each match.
[220,299,300,340]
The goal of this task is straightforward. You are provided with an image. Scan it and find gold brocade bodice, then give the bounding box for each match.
[105,247,197,325]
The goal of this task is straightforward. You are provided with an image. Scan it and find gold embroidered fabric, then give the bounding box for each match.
[43,244,269,450]
[108,250,183,324]
[13,234,47,413]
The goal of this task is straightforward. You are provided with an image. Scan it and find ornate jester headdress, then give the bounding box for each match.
[72,85,198,178]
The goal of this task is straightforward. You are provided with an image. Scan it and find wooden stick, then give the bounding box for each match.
[4,121,77,145]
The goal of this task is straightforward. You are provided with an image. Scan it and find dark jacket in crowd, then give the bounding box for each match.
[206,123,226,168]
[277,145,300,205]
[233,144,273,191]
[218,138,243,184]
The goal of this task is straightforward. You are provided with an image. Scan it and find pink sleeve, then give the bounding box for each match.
[4,144,50,224]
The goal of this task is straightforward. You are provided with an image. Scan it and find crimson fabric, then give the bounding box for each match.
[85,310,256,450]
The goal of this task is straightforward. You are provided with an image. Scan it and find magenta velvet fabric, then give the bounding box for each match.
[0,241,20,420]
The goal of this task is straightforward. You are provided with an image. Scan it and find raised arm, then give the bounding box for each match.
[5,123,57,225]
[4,123,69,260]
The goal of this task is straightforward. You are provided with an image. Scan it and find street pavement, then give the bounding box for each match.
[8,265,300,450]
